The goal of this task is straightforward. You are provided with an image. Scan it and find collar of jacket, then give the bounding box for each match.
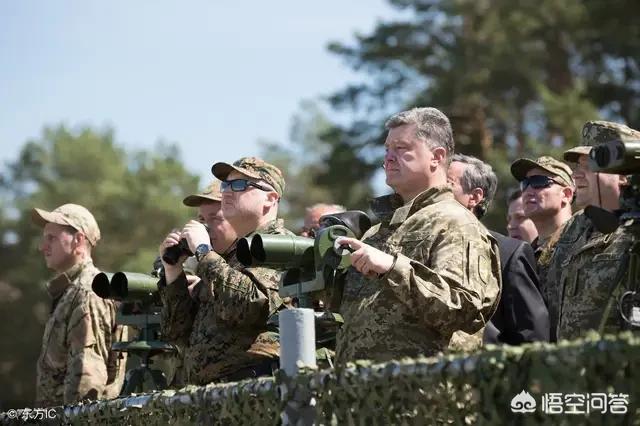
[46,259,94,299]
[370,185,454,225]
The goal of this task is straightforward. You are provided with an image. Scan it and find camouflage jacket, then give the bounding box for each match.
[542,212,591,341]
[36,260,127,407]
[160,219,292,385]
[556,215,636,340]
[335,187,501,364]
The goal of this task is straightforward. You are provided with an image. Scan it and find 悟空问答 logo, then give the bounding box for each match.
[511,390,537,413]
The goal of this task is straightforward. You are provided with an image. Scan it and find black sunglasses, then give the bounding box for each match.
[221,179,271,193]
[520,175,561,191]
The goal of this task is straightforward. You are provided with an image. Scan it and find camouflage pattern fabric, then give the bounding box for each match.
[31,204,101,246]
[556,217,636,340]
[534,220,571,341]
[212,157,285,197]
[542,212,591,340]
[335,186,501,364]
[159,219,293,385]
[182,179,223,206]
[510,156,574,188]
[46,332,640,425]
[35,260,127,407]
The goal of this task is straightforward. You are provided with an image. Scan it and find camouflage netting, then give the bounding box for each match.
[2,332,639,425]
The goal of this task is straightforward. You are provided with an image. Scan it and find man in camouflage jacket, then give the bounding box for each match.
[510,155,575,341]
[549,121,640,339]
[334,107,501,363]
[33,204,126,407]
[159,157,292,384]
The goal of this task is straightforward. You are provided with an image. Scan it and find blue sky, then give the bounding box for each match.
[0,1,400,188]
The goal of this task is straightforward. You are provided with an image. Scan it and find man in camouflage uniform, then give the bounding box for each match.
[549,121,640,340]
[158,179,239,386]
[159,157,292,384]
[334,107,501,363]
[510,156,574,341]
[33,204,126,406]
[182,178,238,256]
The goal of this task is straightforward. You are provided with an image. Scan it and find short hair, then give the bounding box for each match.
[452,154,498,218]
[305,203,346,214]
[385,107,454,165]
[507,189,523,205]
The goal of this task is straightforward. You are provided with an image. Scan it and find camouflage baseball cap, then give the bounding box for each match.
[511,156,574,187]
[212,156,285,197]
[32,203,101,246]
[564,121,640,163]
[182,179,222,207]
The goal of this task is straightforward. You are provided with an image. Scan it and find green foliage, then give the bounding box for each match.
[321,0,639,226]
[0,125,199,409]
[260,101,377,230]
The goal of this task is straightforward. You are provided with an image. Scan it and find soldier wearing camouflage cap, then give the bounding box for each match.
[564,121,640,211]
[158,157,293,384]
[32,204,127,406]
[510,156,574,341]
[182,179,237,255]
[546,121,640,341]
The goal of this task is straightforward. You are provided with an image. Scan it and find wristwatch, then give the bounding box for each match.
[194,244,212,262]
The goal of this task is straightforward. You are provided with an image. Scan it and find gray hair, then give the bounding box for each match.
[452,153,498,218]
[385,107,454,165]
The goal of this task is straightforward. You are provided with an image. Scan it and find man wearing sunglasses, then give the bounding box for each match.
[158,157,293,385]
[448,154,548,345]
[510,156,574,341]
[333,107,501,364]
[547,121,640,341]
[158,180,239,386]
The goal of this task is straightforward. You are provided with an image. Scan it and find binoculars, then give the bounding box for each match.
[92,271,160,304]
[589,139,640,175]
[236,211,372,306]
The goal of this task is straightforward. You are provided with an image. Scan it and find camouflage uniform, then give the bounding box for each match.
[160,157,292,384]
[160,219,292,384]
[553,121,640,339]
[510,156,575,342]
[32,204,127,407]
[335,186,501,363]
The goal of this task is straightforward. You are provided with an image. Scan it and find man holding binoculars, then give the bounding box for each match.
[158,157,293,385]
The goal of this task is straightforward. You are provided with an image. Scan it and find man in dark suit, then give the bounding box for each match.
[448,154,549,344]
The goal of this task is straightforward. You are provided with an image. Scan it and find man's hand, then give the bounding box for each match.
[159,230,186,283]
[182,220,211,253]
[335,237,395,278]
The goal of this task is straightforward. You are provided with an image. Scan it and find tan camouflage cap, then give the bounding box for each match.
[212,156,285,197]
[182,179,222,207]
[32,203,101,246]
[564,121,640,163]
[511,156,574,187]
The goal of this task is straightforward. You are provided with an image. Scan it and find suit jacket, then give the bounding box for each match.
[484,232,550,345]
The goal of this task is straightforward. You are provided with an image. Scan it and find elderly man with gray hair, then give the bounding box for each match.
[448,154,549,344]
[334,107,501,363]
